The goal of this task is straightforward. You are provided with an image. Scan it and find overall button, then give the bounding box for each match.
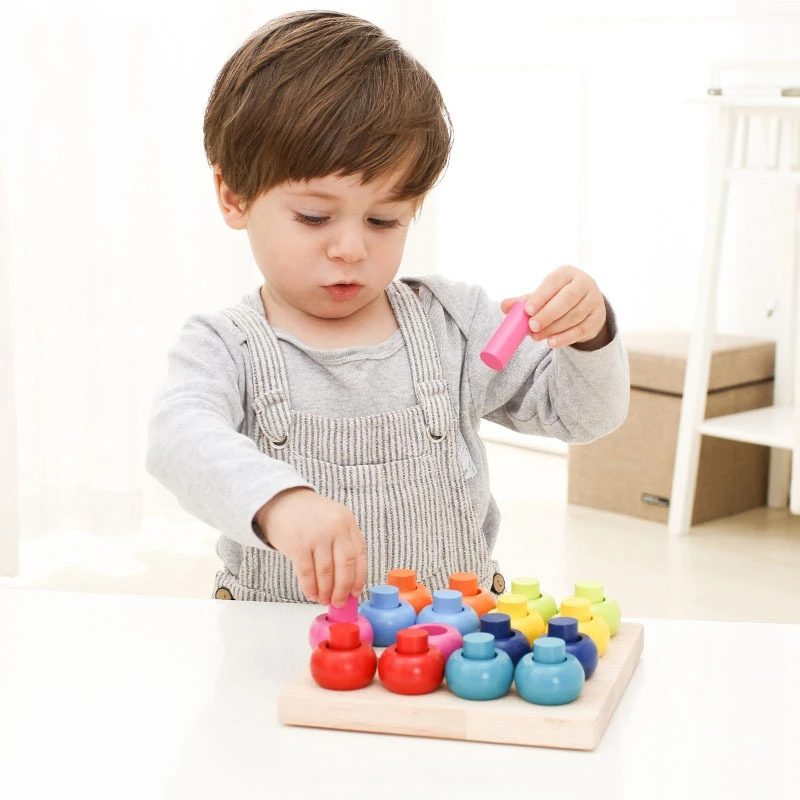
[491,573,506,595]
[215,587,234,600]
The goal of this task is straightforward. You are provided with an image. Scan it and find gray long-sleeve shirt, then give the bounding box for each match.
[146,275,629,576]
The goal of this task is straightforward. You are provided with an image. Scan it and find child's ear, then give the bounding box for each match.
[213,169,248,230]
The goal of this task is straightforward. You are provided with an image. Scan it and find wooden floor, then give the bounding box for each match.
[2,441,799,624]
[487,442,800,624]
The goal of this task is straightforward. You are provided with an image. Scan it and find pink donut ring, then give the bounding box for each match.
[408,622,463,662]
[309,595,374,648]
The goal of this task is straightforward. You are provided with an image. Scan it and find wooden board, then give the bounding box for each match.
[278,622,644,751]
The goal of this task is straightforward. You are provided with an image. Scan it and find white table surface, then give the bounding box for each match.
[1,588,798,800]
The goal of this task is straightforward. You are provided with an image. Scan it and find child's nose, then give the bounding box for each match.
[327,223,367,264]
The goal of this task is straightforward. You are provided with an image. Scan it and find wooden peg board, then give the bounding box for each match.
[278,621,644,751]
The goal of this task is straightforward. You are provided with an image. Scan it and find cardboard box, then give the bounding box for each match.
[568,332,776,525]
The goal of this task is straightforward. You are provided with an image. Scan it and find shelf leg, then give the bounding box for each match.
[668,106,736,535]
[791,184,800,514]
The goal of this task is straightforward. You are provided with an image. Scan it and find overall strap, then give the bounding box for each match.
[222,304,292,448]
[386,281,453,440]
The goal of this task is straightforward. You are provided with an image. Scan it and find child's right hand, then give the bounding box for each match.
[253,488,367,607]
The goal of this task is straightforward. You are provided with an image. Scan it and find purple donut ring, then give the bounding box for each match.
[408,622,463,661]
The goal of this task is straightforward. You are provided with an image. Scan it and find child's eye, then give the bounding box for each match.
[293,213,328,226]
[368,218,401,229]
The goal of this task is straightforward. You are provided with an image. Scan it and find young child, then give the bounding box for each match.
[146,10,629,609]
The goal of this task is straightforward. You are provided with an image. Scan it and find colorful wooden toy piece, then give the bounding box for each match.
[407,622,463,661]
[514,636,585,705]
[559,596,610,657]
[510,576,558,622]
[378,628,446,695]
[417,589,480,636]
[479,612,531,666]
[386,568,433,615]
[480,300,531,370]
[309,622,377,691]
[445,632,514,700]
[308,594,374,648]
[496,593,545,645]
[359,585,417,647]
[574,580,621,636]
[448,571,497,617]
[546,616,599,679]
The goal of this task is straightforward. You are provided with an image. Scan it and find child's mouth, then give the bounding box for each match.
[324,283,362,301]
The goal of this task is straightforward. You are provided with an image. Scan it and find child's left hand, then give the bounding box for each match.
[500,265,611,351]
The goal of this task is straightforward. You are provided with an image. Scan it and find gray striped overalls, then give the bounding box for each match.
[213,280,495,602]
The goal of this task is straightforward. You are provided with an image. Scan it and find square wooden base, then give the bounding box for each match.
[278,621,643,750]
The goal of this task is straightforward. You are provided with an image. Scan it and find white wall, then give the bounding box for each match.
[435,1,800,342]
[0,161,20,575]
[2,1,800,543]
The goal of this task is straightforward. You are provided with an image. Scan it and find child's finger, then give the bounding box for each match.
[529,295,594,341]
[330,536,357,608]
[294,551,319,603]
[522,269,574,317]
[538,306,607,348]
[500,296,525,314]
[503,266,577,317]
[349,526,368,597]
[313,545,335,607]
[528,283,588,334]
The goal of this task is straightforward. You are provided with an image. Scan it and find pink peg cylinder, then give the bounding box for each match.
[480,301,532,371]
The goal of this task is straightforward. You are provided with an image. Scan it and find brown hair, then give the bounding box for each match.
[203,10,452,209]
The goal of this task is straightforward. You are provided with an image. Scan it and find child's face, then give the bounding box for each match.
[230,171,417,322]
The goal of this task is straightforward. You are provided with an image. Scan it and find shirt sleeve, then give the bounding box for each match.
[419,277,630,444]
[145,313,313,547]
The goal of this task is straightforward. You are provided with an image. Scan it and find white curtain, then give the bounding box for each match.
[0,1,440,559]
[1,157,19,575]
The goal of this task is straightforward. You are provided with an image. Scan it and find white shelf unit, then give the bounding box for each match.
[668,89,800,534]
[698,405,794,450]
